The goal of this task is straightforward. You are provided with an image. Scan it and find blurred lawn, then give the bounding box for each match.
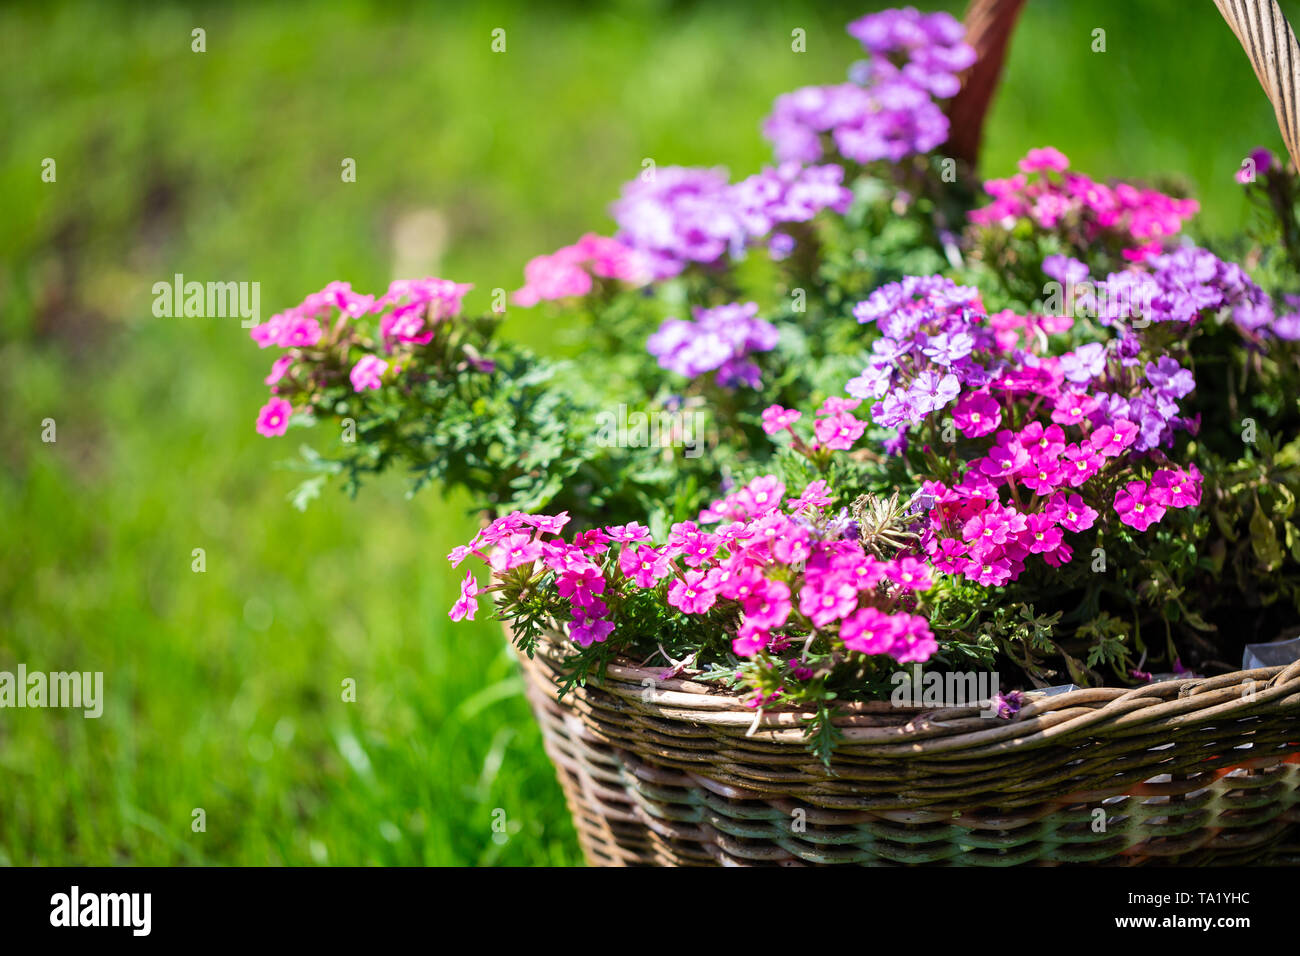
[0,0,1291,865]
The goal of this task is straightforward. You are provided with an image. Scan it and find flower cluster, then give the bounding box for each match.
[918,425,1203,588]
[610,163,851,278]
[762,9,970,165]
[970,147,1199,262]
[647,302,779,388]
[513,233,649,306]
[448,474,939,679]
[837,274,1206,588]
[250,276,473,436]
[845,5,977,98]
[1090,245,1298,340]
[844,276,996,429]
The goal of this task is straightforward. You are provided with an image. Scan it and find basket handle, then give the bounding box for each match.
[1215,0,1300,170]
[946,0,1300,172]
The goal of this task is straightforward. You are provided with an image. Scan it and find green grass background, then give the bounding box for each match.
[1,0,1293,865]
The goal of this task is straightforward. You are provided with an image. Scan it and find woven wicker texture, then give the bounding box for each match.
[519,637,1300,865]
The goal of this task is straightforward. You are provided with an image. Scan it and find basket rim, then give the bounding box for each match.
[522,630,1300,752]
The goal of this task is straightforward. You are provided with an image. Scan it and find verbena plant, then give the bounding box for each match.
[249,7,1300,759]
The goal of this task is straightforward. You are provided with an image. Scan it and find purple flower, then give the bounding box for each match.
[1043,254,1089,285]
[846,8,975,98]
[611,166,747,279]
[647,302,778,389]
[1144,356,1195,399]
[1059,342,1107,384]
[908,370,961,415]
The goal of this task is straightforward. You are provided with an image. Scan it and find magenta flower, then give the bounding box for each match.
[619,545,672,588]
[742,580,793,630]
[788,479,832,515]
[1061,443,1103,487]
[953,390,1000,437]
[799,576,859,627]
[1114,480,1166,531]
[449,571,480,622]
[839,607,898,655]
[255,397,293,437]
[349,354,388,392]
[736,475,785,516]
[556,567,607,608]
[1148,466,1202,509]
[488,533,543,573]
[1088,420,1139,458]
[606,522,651,543]
[885,556,933,592]
[1046,492,1099,532]
[569,611,615,648]
[814,411,867,451]
[1019,146,1070,174]
[761,404,802,434]
[890,613,938,663]
[522,512,572,535]
[265,355,294,386]
[1023,513,1064,554]
[668,569,717,615]
[733,621,772,656]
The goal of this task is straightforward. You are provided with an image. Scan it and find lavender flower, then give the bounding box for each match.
[647,302,778,389]
[611,166,747,280]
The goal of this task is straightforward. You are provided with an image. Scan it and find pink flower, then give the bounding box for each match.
[255,397,293,437]
[1022,513,1063,554]
[489,533,543,573]
[557,567,607,608]
[964,555,1019,587]
[733,621,771,656]
[1088,420,1138,458]
[741,580,792,630]
[1046,492,1098,532]
[788,479,832,515]
[265,355,294,386]
[1050,391,1096,427]
[1061,443,1102,487]
[799,576,859,627]
[350,354,388,392]
[953,390,1000,437]
[979,434,1030,477]
[1019,146,1070,174]
[449,571,480,622]
[1020,456,1064,496]
[817,396,861,416]
[447,544,478,568]
[668,569,717,615]
[814,411,866,451]
[1114,480,1166,531]
[569,611,614,647]
[1020,421,1066,458]
[890,613,938,663]
[522,512,571,535]
[761,404,802,434]
[1148,466,1202,509]
[885,556,933,592]
[839,607,898,655]
[619,545,672,588]
[736,475,785,516]
[606,522,650,543]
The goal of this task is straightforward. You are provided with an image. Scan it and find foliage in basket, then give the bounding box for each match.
[249,6,1300,759]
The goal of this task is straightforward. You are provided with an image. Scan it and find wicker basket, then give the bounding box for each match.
[511,0,1300,866]
[518,637,1300,865]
